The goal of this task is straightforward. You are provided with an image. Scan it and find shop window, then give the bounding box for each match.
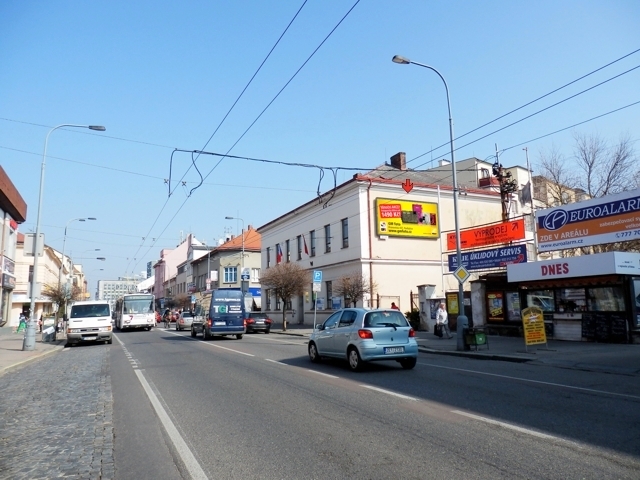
[526,290,554,312]
[556,288,586,312]
[586,286,625,312]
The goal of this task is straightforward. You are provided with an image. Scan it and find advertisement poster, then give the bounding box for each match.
[536,188,640,252]
[521,306,547,346]
[446,293,459,314]
[506,292,521,321]
[375,198,439,238]
[487,292,504,321]
[446,218,525,251]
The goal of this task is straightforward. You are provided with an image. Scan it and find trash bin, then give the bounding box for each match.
[463,328,488,351]
[42,326,56,342]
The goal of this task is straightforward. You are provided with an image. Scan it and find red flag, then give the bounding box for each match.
[303,235,309,255]
[276,243,283,264]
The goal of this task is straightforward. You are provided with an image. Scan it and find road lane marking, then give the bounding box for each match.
[265,359,287,366]
[361,385,417,401]
[418,361,640,400]
[307,369,339,379]
[134,370,208,480]
[451,410,565,442]
[163,329,254,357]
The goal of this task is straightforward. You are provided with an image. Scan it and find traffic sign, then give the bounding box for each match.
[453,265,470,284]
[312,282,321,292]
[313,270,322,282]
[241,267,250,280]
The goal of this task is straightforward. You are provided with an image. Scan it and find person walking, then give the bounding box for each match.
[390,302,399,310]
[436,303,453,339]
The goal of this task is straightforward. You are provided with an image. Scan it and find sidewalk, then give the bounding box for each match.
[273,322,640,376]
[0,326,65,376]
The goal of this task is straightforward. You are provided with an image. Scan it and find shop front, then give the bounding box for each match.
[507,252,640,343]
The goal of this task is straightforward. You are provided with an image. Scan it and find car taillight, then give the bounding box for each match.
[409,328,416,337]
[245,319,255,324]
[358,329,373,339]
[265,318,272,324]
[207,318,212,327]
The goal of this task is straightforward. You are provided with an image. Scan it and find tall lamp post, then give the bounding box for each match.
[58,218,97,288]
[24,124,106,351]
[225,216,246,293]
[392,55,468,351]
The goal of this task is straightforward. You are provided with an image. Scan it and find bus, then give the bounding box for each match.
[114,293,156,330]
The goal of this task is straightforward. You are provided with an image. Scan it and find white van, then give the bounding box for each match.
[67,300,113,346]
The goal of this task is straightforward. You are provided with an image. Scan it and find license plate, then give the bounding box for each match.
[384,346,404,354]
[83,336,98,341]
[214,321,225,326]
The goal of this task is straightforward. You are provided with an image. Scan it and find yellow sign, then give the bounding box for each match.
[521,306,547,346]
[375,198,439,238]
[446,293,459,315]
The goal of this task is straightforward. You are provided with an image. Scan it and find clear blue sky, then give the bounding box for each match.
[1,1,639,293]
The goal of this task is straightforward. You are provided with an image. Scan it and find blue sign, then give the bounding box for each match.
[448,244,527,272]
[313,270,322,282]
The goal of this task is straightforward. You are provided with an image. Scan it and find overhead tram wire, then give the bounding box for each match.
[168,0,309,196]
[127,1,361,278]
[406,47,640,166]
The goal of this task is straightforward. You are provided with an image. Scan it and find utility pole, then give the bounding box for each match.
[492,144,518,221]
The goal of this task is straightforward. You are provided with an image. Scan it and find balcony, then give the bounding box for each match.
[478,177,500,188]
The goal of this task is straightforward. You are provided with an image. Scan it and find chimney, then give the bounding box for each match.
[390,152,406,171]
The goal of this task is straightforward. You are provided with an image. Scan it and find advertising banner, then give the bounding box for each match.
[536,188,640,252]
[446,218,525,251]
[375,198,439,238]
[521,306,547,346]
[448,244,527,272]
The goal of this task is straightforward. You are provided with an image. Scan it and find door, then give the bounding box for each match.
[332,310,358,356]
[314,311,341,355]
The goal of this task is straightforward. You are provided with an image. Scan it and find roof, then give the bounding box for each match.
[216,227,261,252]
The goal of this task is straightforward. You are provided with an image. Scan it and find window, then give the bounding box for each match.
[526,290,554,312]
[275,296,281,311]
[586,287,625,312]
[266,289,271,310]
[556,288,586,312]
[324,224,331,253]
[325,280,332,310]
[310,230,316,257]
[286,239,290,262]
[338,310,357,327]
[223,267,237,283]
[251,268,260,282]
[297,235,302,260]
[266,247,271,267]
[341,218,349,248]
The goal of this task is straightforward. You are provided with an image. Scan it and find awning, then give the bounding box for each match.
[252,296,262,309]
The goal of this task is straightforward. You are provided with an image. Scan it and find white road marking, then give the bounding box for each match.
[361,385,417,401]
[307,369,339,379]
[134,370,209,480]
[451,410,567,442]
[265,359,287,365]
[418,361,640,400]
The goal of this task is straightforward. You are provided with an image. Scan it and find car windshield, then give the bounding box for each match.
[71,304,110,318]
[364,311,408,328]
[123,298,154,314]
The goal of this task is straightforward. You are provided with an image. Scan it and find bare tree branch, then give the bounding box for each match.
[259,262,310,331]
[333,271,376,307]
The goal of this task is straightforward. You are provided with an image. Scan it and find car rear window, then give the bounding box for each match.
[364,311,409,328]
[248,313,268,319]
[71,304,110,318]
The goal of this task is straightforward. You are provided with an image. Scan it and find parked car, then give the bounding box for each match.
[308,308,418,371]
[176,311,195,331]
[245,312,272,334]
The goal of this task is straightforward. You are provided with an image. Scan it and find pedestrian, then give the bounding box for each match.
[390,302,399,310]
[436,302,453,339]
[38,314,43,333]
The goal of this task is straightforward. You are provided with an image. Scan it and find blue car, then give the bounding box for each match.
[308,308,418,371]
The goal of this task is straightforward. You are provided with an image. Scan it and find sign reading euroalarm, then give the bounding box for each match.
[446,218,525,251]
[375,198,439,238]
[536,188,640,252]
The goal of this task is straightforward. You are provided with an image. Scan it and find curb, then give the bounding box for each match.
[0,342,66,377]
[417,346,533,363]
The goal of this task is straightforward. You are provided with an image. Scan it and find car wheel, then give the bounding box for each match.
[191,327,196,338]
[203,328,209,340]
[107,338,113,345]
[400,357,417,370]
[348,347,363,372]
[308,342,321,363]
[265,328,270,334]
[236,334,243,340]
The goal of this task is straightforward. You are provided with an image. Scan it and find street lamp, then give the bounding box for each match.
[58,218,97,288]
[392,55,468,350]
[24,124,106,351]
[225,216,245,292]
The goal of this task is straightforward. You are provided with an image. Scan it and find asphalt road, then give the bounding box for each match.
[110,327,640,479]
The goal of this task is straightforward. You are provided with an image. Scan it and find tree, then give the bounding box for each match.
[41,282,83,319]
[259,262,310,331]
[535,133,640,254]
[333,271,376,307]
[174,293,191,311]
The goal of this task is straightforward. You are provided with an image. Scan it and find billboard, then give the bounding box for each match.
[375,198,439,238]
[448,244,527,272]
[446,218,525,251]
[536,188,640,252]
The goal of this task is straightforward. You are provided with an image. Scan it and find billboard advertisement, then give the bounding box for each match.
[375,198,439,238]
[446,218,525,251]
[536,188,640,252]
[448,244,527,272]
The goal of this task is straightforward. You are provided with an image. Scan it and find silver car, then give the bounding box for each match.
[308,308,418,371]
[176,311,195,331]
